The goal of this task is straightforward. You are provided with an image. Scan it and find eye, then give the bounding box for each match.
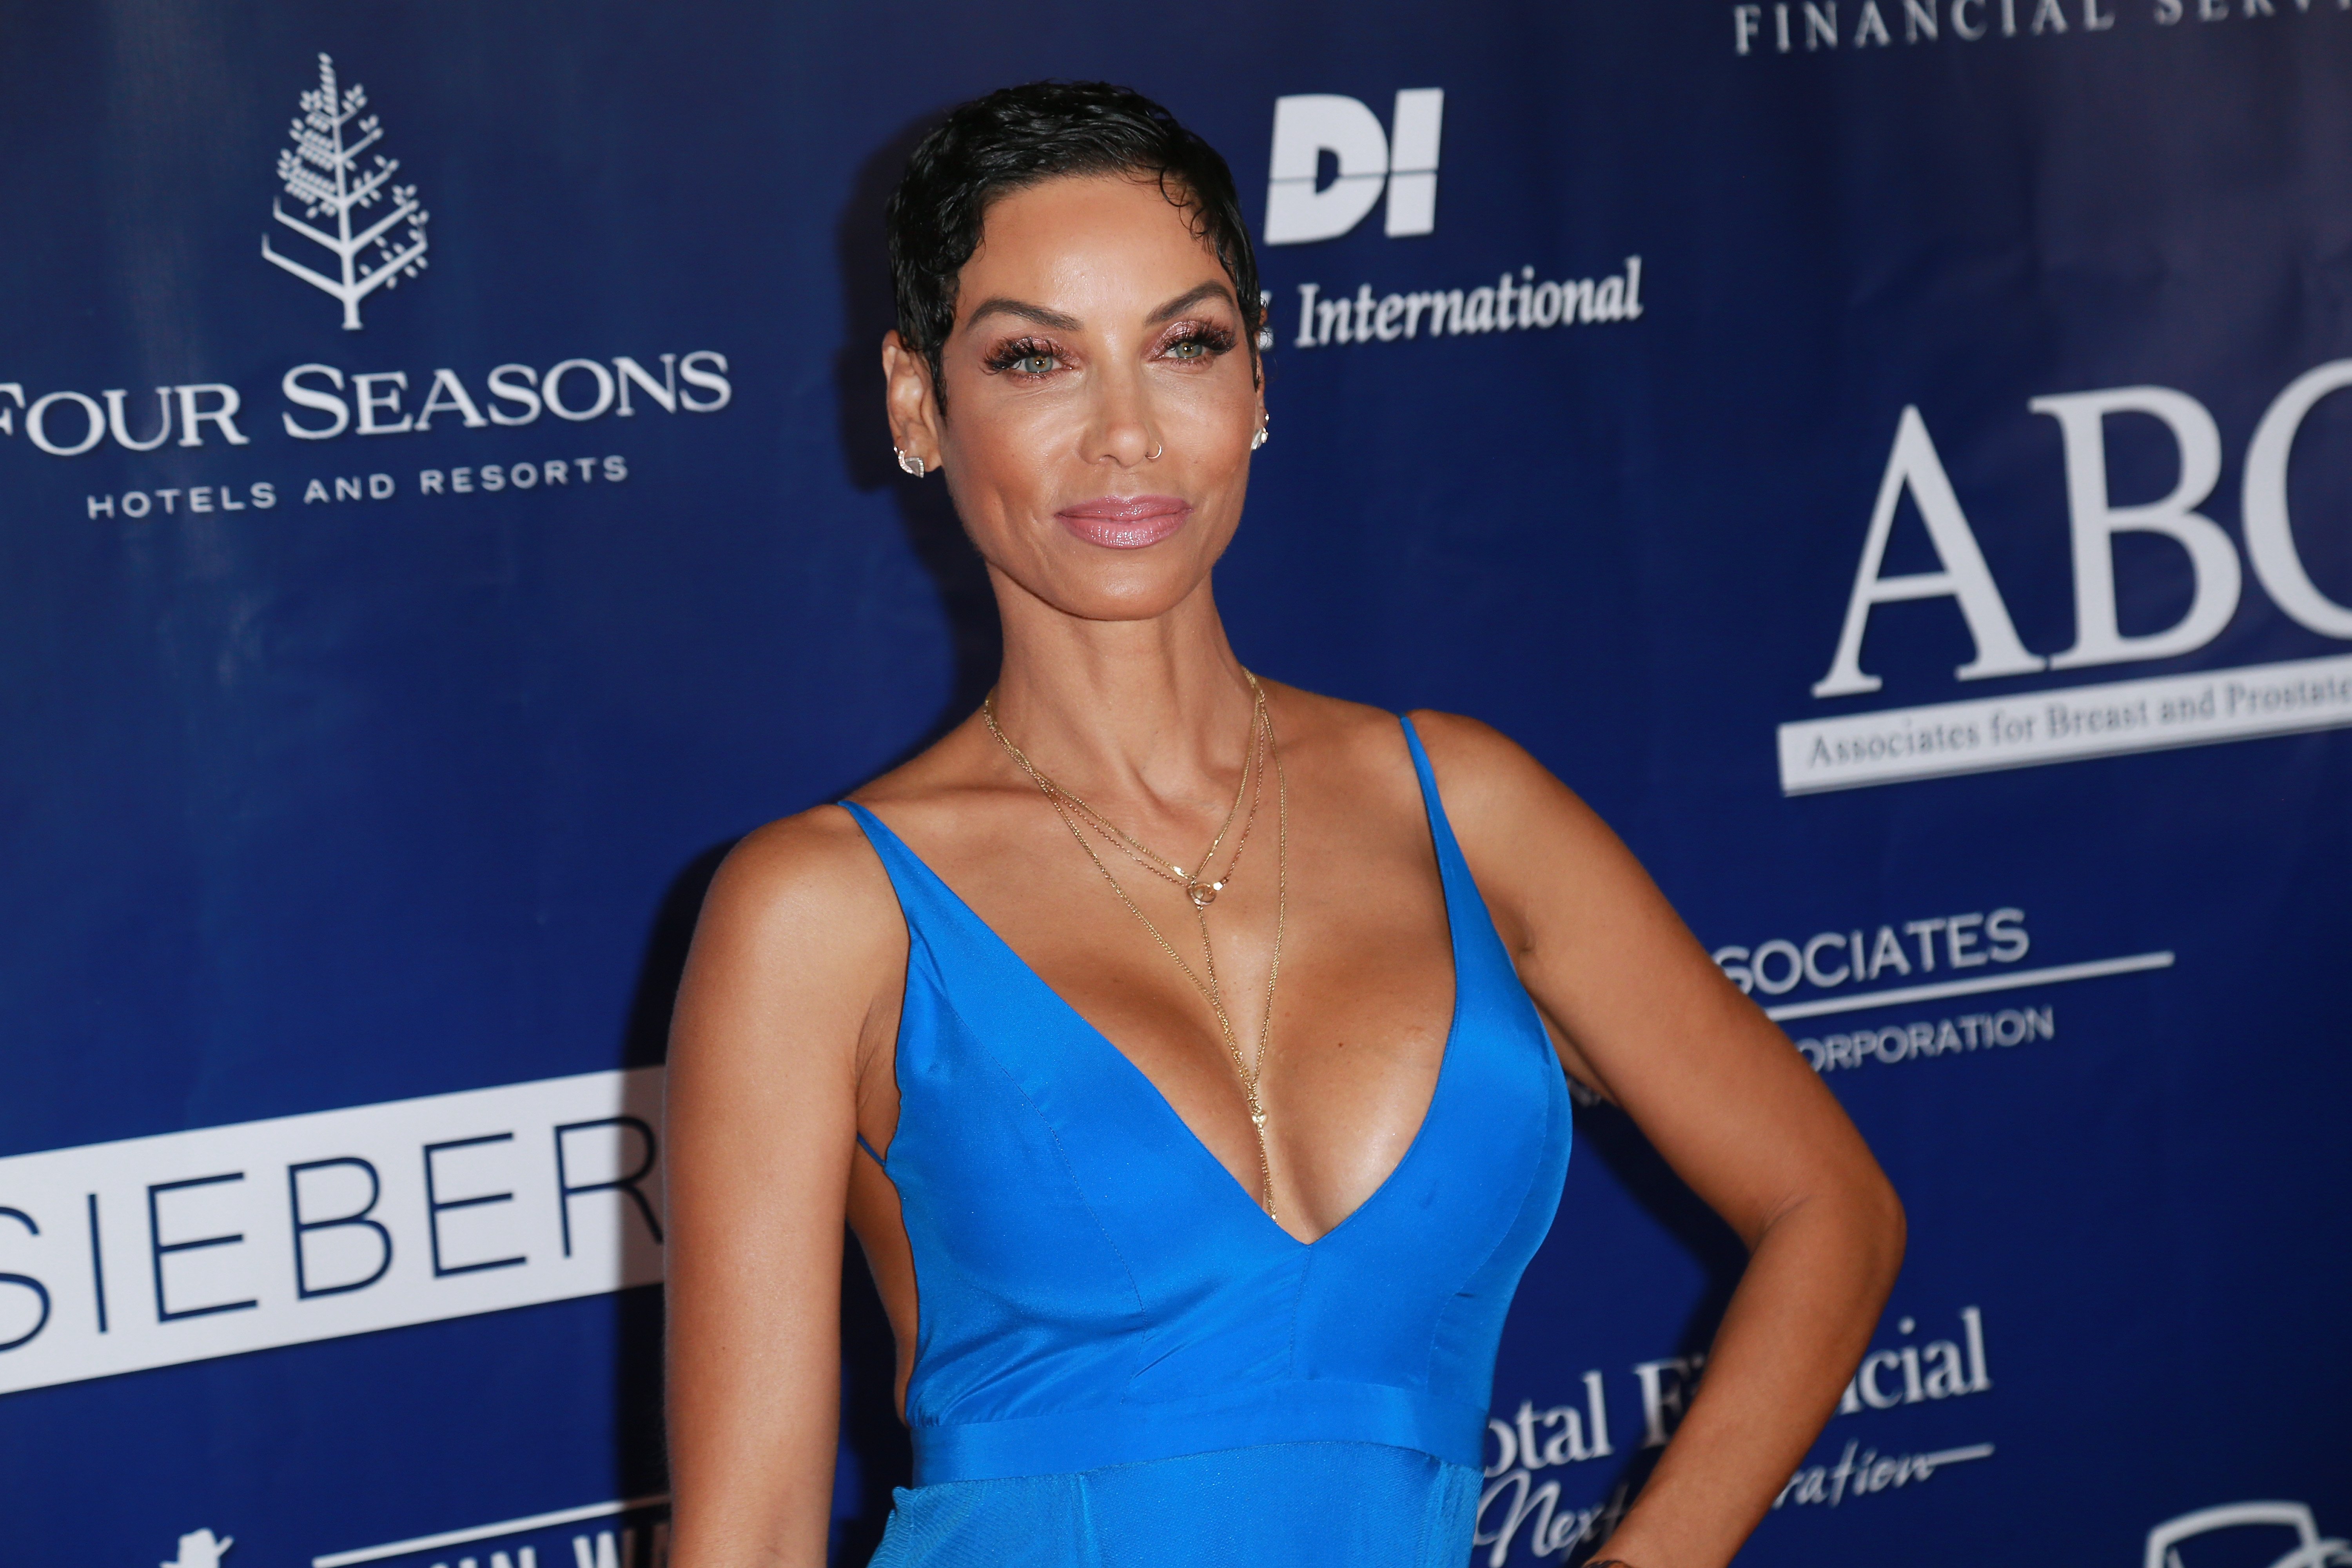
[985,338,1064,378]
[1157,323,1236,363]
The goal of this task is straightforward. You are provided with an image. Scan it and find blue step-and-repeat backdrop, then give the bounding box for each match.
[2,3,2347,1565]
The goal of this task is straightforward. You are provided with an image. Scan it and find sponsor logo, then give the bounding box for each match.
[1263,90,1444,245]
[1478,1307,1996,1563]
[0,55,731,526]
[1832,1306,1991,1414]
[1786,363,2352,791]
[1706,904,2173,1064]
[1261,92,1646,354]
[1732,0,2352,55]
[1287,260,1642,352]
[309,1495,669,1568]
[262,54,430,329]
[1476,1370,1624,1564]
[1771,1436,1994,1509]
[0,1069,663,1394]
[0,349,724,523]
[1792,1007,2056,1073]
[1715,908,2036,998]
[165,1529,235,1568]
[0,354,730,465]
[2146,1501,2352,1568]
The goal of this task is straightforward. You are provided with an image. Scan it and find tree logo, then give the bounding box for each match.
[261,53,428,329]
[161,1528,233,1568]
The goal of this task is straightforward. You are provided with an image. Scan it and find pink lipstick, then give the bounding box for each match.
[1056,494,1192,550]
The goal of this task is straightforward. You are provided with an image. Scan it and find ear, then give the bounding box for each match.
[882,331,945,473]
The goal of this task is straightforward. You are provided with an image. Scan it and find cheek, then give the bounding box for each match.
[1173,380,1258,472]
[942,409,1061,532]
[947,392,1075,477]
[1158,368,1259,452]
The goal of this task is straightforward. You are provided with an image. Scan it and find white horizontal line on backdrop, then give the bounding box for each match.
[1761,952,2175,1022]
[1777,649,2352,794]
[314,1494,670,1567]
[1920,1443,1996,1465]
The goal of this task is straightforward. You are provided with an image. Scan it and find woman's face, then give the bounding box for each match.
[884,173,1265,623]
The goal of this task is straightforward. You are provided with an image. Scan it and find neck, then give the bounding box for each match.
[984,568,1256,805]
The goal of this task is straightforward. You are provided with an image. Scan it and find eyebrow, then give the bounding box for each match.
[962,297,1082,333]
[961,281,1238,336]
[1146,282,1237,323]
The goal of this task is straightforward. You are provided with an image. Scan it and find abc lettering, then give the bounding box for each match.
[1815,360,2352,698]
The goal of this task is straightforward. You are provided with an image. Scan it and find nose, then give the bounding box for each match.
[1082,357,1158,468]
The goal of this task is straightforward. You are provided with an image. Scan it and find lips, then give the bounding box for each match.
[1055,494,1192,550]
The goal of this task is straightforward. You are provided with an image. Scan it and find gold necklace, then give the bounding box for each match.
[1039,679,1267,910]
[982,673,1289,1220]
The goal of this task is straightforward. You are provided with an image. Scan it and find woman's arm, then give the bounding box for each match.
[664,811,905,1568]
[1413,712,1905,1568]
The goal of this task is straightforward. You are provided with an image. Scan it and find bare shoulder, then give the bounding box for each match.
[1400,708,1595,829]
[1397,708,1642,949]
[699,802,900,953]
[673,801,906,1069]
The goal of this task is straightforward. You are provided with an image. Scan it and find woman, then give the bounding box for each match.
[666,82,1902,1568]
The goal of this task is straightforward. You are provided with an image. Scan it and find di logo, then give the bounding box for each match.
[1263,89,1444,245]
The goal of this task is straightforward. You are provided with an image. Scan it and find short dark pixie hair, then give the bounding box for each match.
[886,81,1263,405]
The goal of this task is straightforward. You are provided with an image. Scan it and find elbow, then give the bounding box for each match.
[1771,1161,1904,1296]
[1858,1167,1907,1296]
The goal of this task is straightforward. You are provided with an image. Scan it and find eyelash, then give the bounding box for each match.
[979,323,1238,380]
[1159,322,1236,362]
[984,337,1061,378]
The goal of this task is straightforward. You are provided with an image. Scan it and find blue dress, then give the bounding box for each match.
[838,717,1572,1567]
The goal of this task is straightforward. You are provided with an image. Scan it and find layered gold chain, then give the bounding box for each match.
[982,672,1289,1219]
[1031,678,1266,908]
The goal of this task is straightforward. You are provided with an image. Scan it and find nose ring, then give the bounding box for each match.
[1149,441,1163,461]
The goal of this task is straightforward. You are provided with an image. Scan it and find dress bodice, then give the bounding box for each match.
[838,717,1573,1496]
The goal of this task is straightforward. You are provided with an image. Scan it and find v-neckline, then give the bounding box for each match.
[851,753,1466,1252]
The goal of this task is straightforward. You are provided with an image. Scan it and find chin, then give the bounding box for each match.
[986,535,1214,622]
[1038,561,1211,623]
[976,508,1234,622]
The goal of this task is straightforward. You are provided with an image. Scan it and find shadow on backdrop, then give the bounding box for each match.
[834,111,1005,764]
[1561,1098,1749,1558]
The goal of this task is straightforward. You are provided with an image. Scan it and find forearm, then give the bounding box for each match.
[666,1265,845,1568]
[1589,1185,1904,1568]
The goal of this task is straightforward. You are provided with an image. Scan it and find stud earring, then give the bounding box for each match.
[894,447,926,478]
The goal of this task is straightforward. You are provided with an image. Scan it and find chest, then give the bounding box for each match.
[881,795,1463,1241]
